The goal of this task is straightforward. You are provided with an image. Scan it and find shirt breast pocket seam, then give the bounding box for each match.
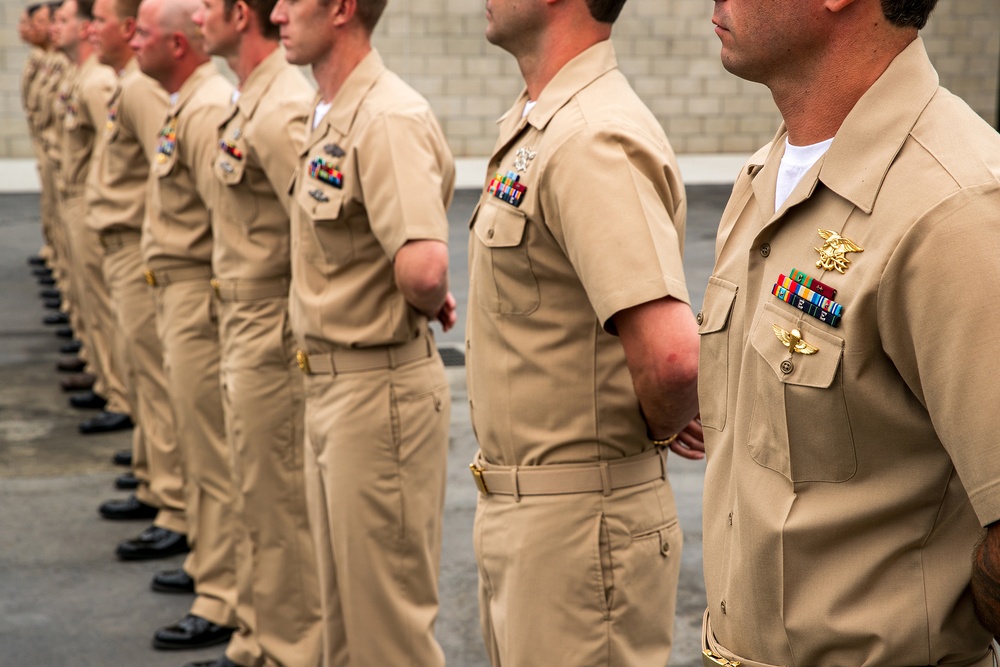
[697,277,738,431]
[473,200,540,316]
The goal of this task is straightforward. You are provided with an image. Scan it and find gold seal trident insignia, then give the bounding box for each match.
[772,324,819,355]
[513,147,537,173]
[815,229,863,274]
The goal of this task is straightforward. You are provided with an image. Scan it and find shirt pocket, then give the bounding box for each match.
[214,154,257,225]
[472,200,540,315]
[294,183,353,266]
[697,277,739,431]
[747,301,855,483]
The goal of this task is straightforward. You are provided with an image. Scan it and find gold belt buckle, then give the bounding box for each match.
[210,278,220,298]
[144,269,157,286]
[703,650,741,667]
[469,464,489,495]
[295,350,311,374]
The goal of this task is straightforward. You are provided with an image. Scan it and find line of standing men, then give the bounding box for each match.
[18,0,1000,666]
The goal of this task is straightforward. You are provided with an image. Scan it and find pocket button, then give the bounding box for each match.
[780,359,794,374]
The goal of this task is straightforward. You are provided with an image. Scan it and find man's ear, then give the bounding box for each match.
[823,0,858,13]
[233,0,252,32]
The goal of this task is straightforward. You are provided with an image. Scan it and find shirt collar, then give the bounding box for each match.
[819,37,938,214]
[234,48,287,120]
[172,60,219,115]
[498,39,618,131]
[317,48,385,137]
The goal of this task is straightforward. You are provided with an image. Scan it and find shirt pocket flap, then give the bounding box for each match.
[751,301,843,388]
[214,152,247,185]
[698,277,738,334]
[474,201,527,248]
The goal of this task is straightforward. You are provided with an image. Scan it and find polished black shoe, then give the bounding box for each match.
[152,614,233,650]
[59,339,82,354]
[60,372,95,392]
[44,312,69,326]
[38,275,57,286]
[28,255,46,266]
[118,525,189,561]
[151,568,195,594]
[57,356,86,373]
[69,390,107,410]
[183,656,244,667]
[32,266,52,277]
[112,449,132,466]
[114,471,139,490]
[43,298,62,310]
[55,325,74,338]
[79,411,133,434]
[39,288,61,299]
[98,494,157,520]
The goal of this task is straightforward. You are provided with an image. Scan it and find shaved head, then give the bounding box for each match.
[157,0,202,43]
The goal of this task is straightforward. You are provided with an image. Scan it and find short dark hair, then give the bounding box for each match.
[27,3,45,17]
[75,0,95,20]
[585,0,626,24]
[881,0,937,29]
[223,0,279,40]
[318,0,386,32]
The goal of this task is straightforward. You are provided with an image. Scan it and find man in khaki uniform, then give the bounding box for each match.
[21,4,55,267]
[271,0,455,663]
[699,0,1000,664]
[130,0,241,653]
[55,0,134,435]
[188,0,321,665]
[466,0,701,665]
[86,0,189,565]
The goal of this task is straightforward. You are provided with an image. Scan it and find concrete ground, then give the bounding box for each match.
[0,184,731,666]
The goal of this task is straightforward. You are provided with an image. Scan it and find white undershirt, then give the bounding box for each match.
[313,100,333,130]
[169,92,179,107]
[521,100,537,119]
[775,137,833,212]
[231,89,241,105]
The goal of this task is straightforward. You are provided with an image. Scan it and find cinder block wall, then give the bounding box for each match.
[1,0,997,159]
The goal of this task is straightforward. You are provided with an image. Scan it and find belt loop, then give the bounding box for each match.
[599,461,612,496]
[658,446,667,481]
[510,467,521,503]
[388,345,398,370]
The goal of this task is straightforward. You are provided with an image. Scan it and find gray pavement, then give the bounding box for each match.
[0,185,730,667]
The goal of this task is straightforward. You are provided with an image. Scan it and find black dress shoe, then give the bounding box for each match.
[32,266,52,277]
[183,656,244,667]
[152,614,233,650]
[57,356,86,373]
[43,298,62,310]
[28,255,46,266]
[114,471,139,490]
[79,411,133,434]
[59,339,82,354]
[69,390,107,410]
[55,325,74,338]
[151,568,195,594]
[98,494,157,520]
[60,372,95,392]
[38,275,57,286]
[40,288,61,299]
[112,449,132,466]
[44,312,69,326]
[118,525,189,561]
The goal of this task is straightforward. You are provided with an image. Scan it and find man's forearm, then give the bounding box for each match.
[972,523,1000,638]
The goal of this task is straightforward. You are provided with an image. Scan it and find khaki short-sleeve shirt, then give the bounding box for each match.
[141,62,233,270]
[28,51,68,148]
[210,49,313,281]
[466,41,688,467]
[699,38,1000,665]
[288,49,454,351]
[86,58,168,233]
[61,54,115,195]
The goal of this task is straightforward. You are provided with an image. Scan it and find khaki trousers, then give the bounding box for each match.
[62,192,130,415]
[216,289,322,667]
[102,236,186,534]
[303,350,449,667]
[474,476,683,667]
[152,275,239,632]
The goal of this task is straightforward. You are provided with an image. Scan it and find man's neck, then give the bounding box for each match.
[227,33,279,87]
[72,41,94,67]
[515,17,610,100]
[312,31,371,103]
[772,30,916,145]
[161,57,210,96]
